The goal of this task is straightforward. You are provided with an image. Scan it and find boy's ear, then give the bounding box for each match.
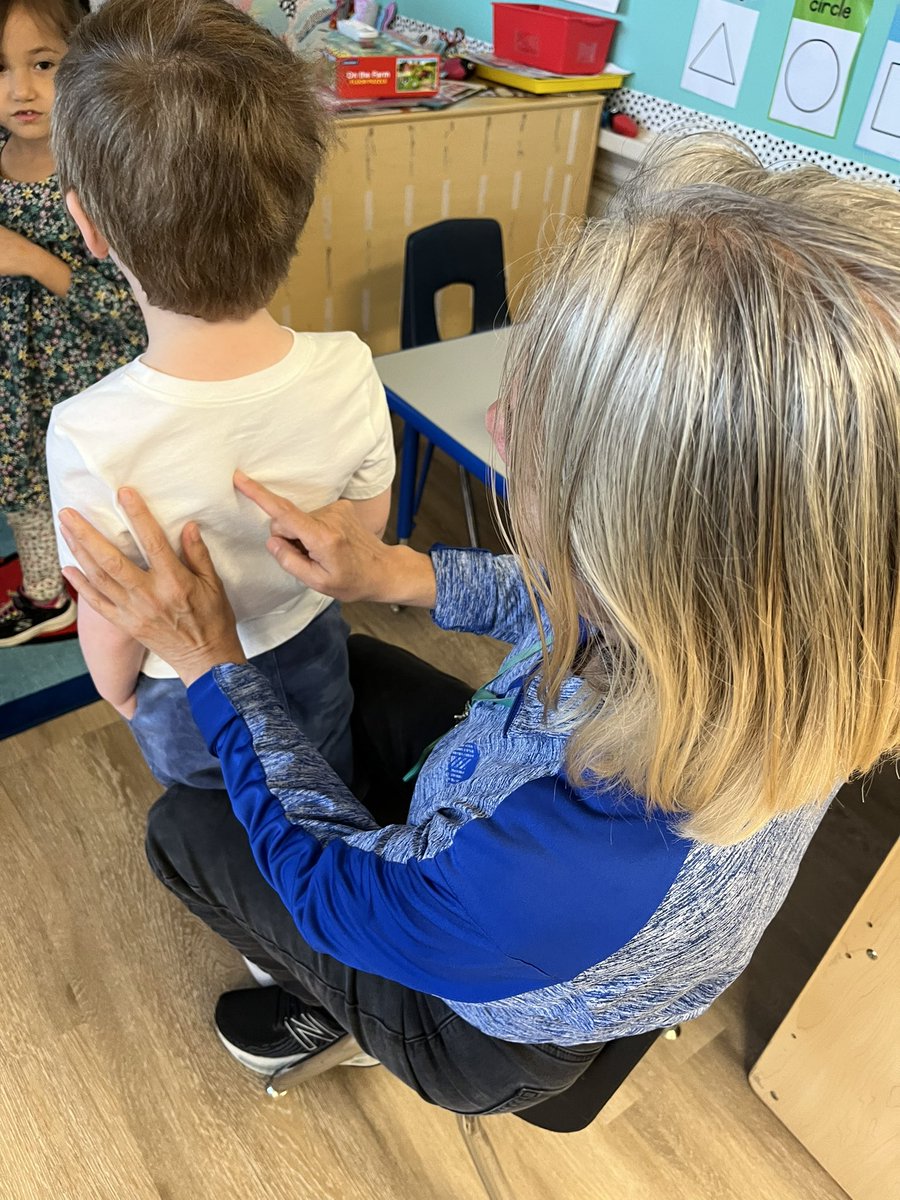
[65,191,110,259]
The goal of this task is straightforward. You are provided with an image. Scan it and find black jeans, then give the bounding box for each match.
[145,635,601,1116]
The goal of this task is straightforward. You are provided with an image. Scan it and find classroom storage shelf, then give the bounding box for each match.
[269,93,603,355]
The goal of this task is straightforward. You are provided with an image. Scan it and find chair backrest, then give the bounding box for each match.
[513,1029,662,1133]
[401,218,511,350]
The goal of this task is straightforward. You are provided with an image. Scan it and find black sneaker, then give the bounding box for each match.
[0,589,76,647]
[214,986,378,1076]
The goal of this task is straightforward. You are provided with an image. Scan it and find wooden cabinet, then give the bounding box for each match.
[751,839,900,1200]
[269,95,603,354]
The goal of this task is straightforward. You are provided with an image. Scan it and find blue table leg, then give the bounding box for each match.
[397,422,420,543]
[413,440,435,517]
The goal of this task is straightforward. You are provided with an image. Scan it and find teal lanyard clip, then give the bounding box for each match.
[401,640,545,784]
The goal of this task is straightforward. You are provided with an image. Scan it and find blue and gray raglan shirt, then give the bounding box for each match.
[188,547,830,1046]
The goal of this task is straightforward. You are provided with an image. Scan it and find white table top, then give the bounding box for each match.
[374,328,511,475]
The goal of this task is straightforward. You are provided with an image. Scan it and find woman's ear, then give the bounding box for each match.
[65,191,110,259]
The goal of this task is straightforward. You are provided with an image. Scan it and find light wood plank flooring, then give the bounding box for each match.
[1,444,896,1200]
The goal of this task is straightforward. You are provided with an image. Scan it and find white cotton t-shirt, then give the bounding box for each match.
[47,330,395,678]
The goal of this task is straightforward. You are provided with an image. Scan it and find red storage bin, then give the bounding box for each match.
[493,3,617,75]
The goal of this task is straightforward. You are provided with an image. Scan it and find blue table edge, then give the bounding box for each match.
[385,387,506,499]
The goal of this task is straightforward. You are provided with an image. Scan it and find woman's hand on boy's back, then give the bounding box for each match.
[56,474,439,682]
[234,471,437,609]
[58,489,247,687]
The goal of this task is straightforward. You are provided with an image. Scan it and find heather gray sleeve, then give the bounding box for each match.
[430,547,537,645]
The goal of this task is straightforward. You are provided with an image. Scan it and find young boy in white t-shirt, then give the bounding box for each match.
[46,0,394,788]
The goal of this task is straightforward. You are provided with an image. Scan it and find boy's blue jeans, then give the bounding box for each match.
[128,601,353,789]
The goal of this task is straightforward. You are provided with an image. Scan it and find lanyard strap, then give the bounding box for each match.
[495,639,545,676]
[401,640,545,783]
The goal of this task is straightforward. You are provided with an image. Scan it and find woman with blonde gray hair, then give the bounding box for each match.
[58,137,900,1116]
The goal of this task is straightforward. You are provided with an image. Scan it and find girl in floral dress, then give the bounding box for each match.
[0,0,144,645]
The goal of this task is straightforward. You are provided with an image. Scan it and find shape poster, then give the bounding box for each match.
[770,0,873,138]
[856,4,900,161]
[681,0,764,108]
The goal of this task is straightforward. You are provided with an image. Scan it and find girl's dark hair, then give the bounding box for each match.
[0,0,87,43]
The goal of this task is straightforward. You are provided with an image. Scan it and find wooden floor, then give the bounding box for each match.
[1,444,897,1200]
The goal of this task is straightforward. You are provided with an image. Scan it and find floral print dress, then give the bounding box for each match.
[0,131,146,513]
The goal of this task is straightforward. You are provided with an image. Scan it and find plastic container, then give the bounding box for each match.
[492,3,617,75]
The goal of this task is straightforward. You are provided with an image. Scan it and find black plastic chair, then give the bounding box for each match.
[513,1027,662,1133]
[266,1026,665,1199]
[459,1028,663,1198]
[399,218,511,547]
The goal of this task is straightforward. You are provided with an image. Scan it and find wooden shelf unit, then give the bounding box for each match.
[269,95,603,354]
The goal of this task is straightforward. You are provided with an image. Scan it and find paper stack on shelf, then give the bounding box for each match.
[466,50,630,94]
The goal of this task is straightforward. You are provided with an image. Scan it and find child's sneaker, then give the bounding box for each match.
[0,589,76,646]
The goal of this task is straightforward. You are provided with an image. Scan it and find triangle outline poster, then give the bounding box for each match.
[681,0,763,108]
[690,23,737,84]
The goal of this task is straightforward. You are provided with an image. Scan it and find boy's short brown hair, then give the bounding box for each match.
[52,0,331,320]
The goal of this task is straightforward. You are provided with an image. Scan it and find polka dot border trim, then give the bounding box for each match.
[609,90,900,187]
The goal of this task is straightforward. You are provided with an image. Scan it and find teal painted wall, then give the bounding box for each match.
[402,0,900,173]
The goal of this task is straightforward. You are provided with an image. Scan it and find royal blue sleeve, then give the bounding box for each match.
[188,664,557,1002]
